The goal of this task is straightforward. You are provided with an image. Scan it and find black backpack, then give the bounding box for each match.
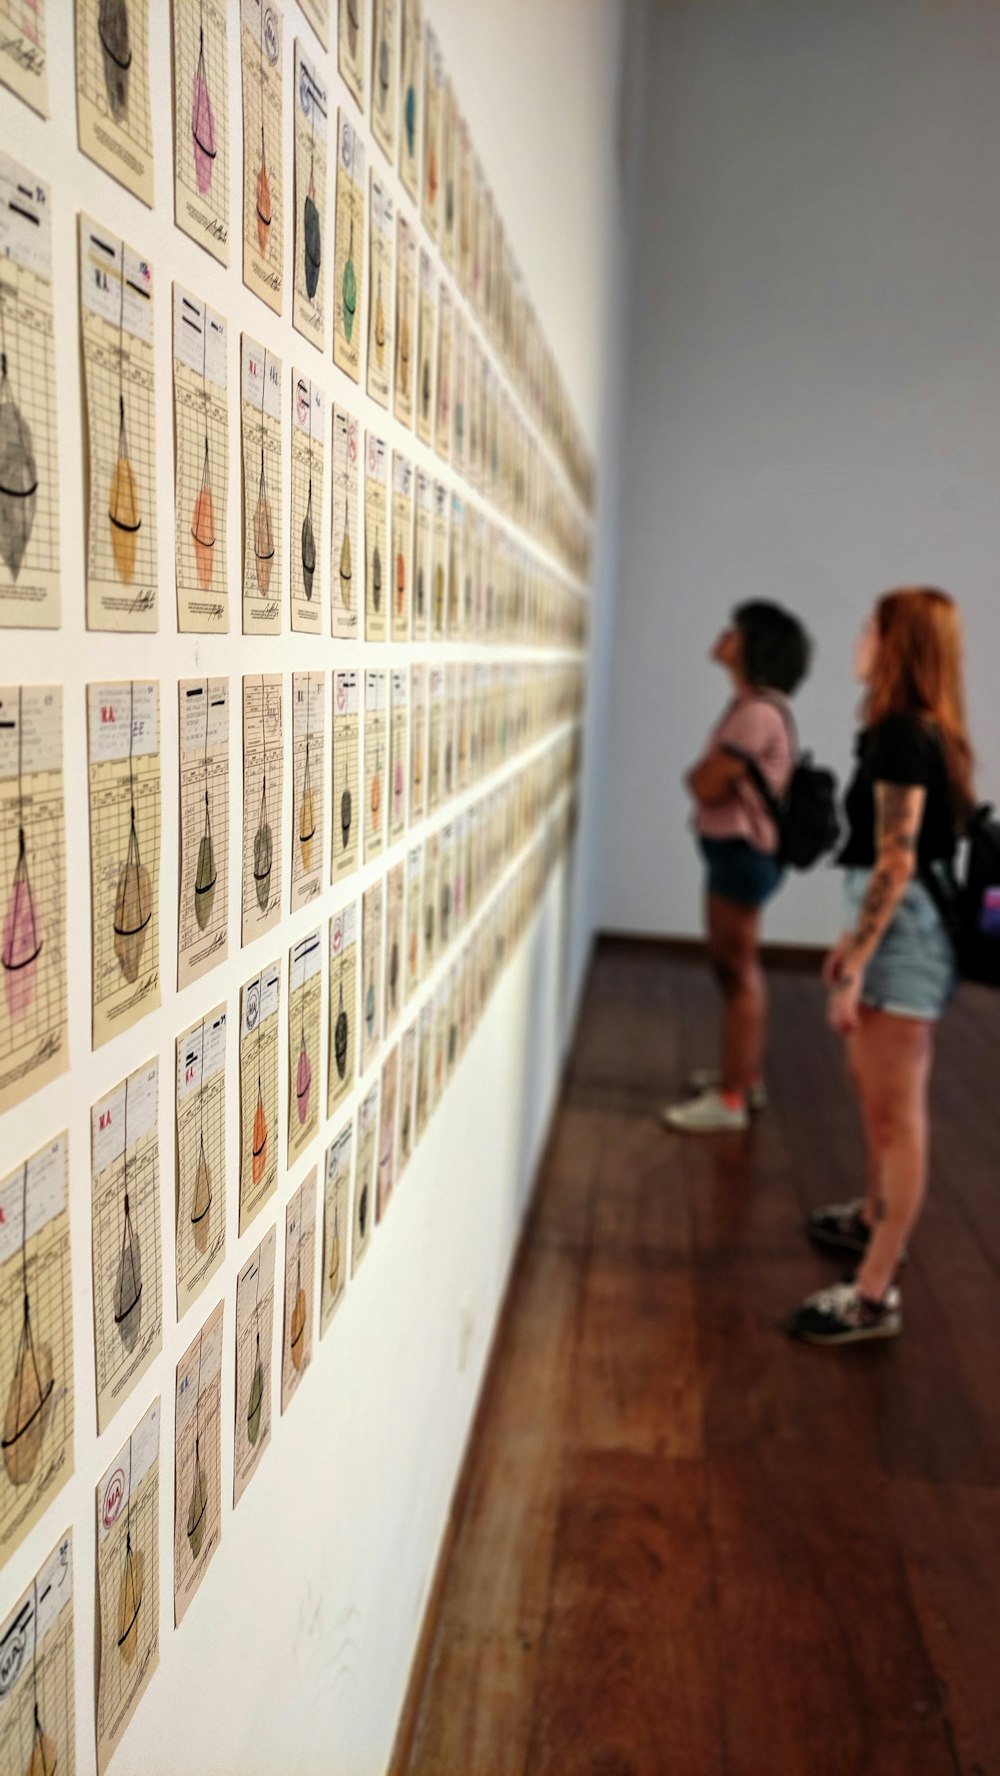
[920,805,1000,988]
[724,700,841,871]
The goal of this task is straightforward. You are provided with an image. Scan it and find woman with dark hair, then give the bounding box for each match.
[789,588,973,1344]
[664,601,812,1133]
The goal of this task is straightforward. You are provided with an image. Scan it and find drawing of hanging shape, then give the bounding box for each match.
[114,780,151,984]
[246,1319,263,1443]
[191,1052,215,1275]
[0,158,59,628]
[173,290,228,635]
[320,1125,352,1336]
[367,176,393,410]
[304,178,320,300]
[172,1300,221,1625]
[343,215,356,343]
[187,1433,206,1556]
[80,219,156,631]
[281,1171,314,1409]
[174,1009,226,1318]
[78,0,154,205]
[295,1025,312,1125]
[253,22,272,253]
[254,765,272,913]
[398,300,410,399]
[241,0,283,313]
[191,20,217,195]
[256,128,271,258]
[191,1121,212,1253]
[2,1165,55,1487]
[301,469,316,601]
[107,248,147,589]
[327,905,355,1118]
[289,1257,306,1367]
[0,1139,71,1571]
[195,783,216,932]
[339,494,352,608]
[87,677,160,1052]
[92,1068,162,1433]
[252,1065,268,1184]
[371,0,395,163]
[173,0,229,263]
[288,929,319,1161]
[99,0,132,121]
[242,676,281,944]
[0,341,38,582]
[191,432,215,594]
[254,441,273,598]
[295,46,327,323]
[328,1198,340,1296]
[117,1530,143,1664]
[235,1226,274,1473]
[21,1630,59,1764]
[95,1398,160,1772]
[299,737,314,873]
[2,827,42,1022]
[334,109,364,378]
[292,376,323,630]
[334,958,348,1079]
[109,394,141,586]
[114,1179,143,1353]
[397,0,419,203]
[241,336,281,634]
[179,1316,212,1573]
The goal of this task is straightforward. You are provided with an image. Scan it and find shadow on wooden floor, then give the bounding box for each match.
[395,936,1000,1776]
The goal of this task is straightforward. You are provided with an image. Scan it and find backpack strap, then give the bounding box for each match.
[720,744,785,826]
[718,693,797,827]
[748,689,800,761]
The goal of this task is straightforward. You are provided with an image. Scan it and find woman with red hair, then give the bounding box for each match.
[790,588,974,1345]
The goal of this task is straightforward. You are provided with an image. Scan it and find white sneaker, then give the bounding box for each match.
[788,1281,902,1345]
[689,1067,768,1112]
[663,1089,750,1133]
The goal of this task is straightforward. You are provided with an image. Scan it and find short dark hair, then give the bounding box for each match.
[733,601,812,695]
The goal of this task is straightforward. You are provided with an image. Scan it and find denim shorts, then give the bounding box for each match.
[845,868,957,1021]
[700,836,785,910]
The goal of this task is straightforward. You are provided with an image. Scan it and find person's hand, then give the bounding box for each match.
[822,932,855,990]
[827,969,862,1034]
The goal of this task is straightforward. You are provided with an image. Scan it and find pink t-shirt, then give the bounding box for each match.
[695,692,794,855]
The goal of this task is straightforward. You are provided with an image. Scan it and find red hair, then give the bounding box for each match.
[866,588,974,816]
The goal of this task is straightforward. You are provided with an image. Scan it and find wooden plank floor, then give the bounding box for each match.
[397,937,1000,1776]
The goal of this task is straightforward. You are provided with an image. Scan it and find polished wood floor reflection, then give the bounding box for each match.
[397,937,1000,1776]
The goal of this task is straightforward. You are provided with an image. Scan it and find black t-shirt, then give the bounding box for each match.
[839,712,957,868]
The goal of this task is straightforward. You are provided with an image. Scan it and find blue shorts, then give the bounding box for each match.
[700,836,785,910]
[846,868,957,1021]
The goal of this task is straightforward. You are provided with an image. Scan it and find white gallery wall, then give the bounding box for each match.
[602,0,1000,944]
[0,5,627,1776]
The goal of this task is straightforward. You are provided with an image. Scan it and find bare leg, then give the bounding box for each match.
[849,1007,934,1300]
[706,893,766,1098]
[845,1027,883,1228]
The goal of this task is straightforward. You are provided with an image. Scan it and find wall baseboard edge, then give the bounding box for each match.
[597,927,824,973]
[386,932,597,1775]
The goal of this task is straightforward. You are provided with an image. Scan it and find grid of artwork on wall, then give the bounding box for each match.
[0,2,593,1769]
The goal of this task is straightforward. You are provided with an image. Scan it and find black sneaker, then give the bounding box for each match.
[807,1198,872,1256]
[787,1281,902,1345]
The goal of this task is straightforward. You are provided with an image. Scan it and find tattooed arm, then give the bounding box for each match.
[843,782,925,968]
[825,782,926,1029]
